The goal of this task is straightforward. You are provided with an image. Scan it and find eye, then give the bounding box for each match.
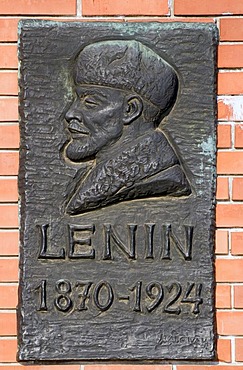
[83,96,98,107]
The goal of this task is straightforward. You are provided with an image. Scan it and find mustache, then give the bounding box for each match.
[67,119,90,135]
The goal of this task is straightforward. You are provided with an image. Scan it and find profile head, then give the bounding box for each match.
[75,40,178,120]
[65,40,178,162]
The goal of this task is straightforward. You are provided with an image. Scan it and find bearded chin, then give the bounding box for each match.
[66,137,99,162]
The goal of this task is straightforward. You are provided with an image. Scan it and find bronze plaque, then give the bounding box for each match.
[18,21,218,362]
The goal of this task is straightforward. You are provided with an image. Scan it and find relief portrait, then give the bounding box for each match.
[63,40,191,215]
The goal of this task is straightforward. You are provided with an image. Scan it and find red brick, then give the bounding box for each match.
[217,204,243,227]
[0,312,16,336]
[82,0,169,16]
[85,366,172,370]
[217,125,231,148]
[126,17,215,23]
[0,152,19,175]
[0,366,80,369]
[218,44,243,68]
[0,285,18,308]
[216,177,229,200]
[215,229,228,254]
[0,178,18,202]
[0,18,18,42]
[216,259,243,282]
[218,96,243,121]
[234,285,243,308]
[174,0,243,15]
[235,124,243,148]
[0,124,19,148]
[231,232,243,255]
[0,258,18,282]
[217,311,243,335]
[217,124,231,148]
[35,367,80,370]
[220,18,243,41]
[0,205,18,228]
[0,231,19,256]
[218,72,243,95]
[216,284,231,308]
[0,338,17,362]
[217,338,231,363]
[45,17,214,23]
[232,177,243,200]
[40,17,122,23]
[40,367,80,370]
[0,98,18,121]
[0,0,76,15]
[218,100,229,121]
[236,338,243,362]
[217,152,243,175]
[0,45,17,69]
[177,367,243,370]
[0,71,18,95]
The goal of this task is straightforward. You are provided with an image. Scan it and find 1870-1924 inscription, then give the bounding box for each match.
[18,21,218,362]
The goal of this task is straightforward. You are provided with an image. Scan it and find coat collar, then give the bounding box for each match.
[66,130,191,215]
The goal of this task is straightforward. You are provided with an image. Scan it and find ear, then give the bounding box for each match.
[123,96,143,124]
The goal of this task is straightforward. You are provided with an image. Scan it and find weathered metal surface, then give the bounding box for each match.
[18,21,218,362]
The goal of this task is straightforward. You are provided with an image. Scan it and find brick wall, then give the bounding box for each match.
[0,0,243,369]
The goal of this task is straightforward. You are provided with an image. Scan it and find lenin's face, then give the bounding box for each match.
[65,84,128,162]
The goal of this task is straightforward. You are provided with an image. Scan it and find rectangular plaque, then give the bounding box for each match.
[18,21,218,362]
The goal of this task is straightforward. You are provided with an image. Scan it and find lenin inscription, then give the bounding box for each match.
[18,21,218,362]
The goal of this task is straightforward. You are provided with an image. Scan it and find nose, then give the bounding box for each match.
[65,100,82,123]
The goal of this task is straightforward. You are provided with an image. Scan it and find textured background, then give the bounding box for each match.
[18,21,216,362]
[0,0,243,368]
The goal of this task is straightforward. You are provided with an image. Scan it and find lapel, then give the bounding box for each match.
[66,130,191,214]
